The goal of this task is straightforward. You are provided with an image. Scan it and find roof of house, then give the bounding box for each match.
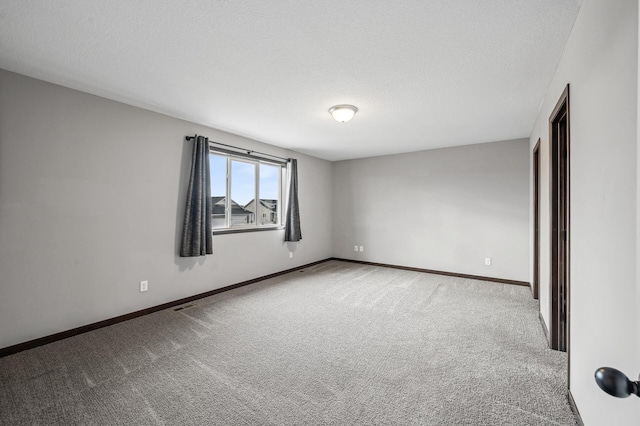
[244,199,277,212]
[211,197,252,216]
[260,199,277,211]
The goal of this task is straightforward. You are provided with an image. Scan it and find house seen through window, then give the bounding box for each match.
[210,151,285,231]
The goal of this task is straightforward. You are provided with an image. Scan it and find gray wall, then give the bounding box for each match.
[332,139,530,282]
[0,69,333,349]
[529,0,640,423]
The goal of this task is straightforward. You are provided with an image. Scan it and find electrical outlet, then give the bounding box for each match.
[484,258,492,266]
[289,251,293,258]
[354,245,358,252]
[140,280,148,292]
[359,246,364,252]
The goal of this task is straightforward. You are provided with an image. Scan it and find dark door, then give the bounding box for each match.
[533,140,540,300]
[550,85,570,352]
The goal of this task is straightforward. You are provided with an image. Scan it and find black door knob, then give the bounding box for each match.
[594,367,640,398]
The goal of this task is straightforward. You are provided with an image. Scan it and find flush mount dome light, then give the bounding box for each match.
[329,104,358,123]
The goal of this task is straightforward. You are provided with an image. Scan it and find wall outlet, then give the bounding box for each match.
[289,251,293,258]
[359,246,364,252]
[140,280,148,292]
[354,245,358,252]
[484,258,492,266]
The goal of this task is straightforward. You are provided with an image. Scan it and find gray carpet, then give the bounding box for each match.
[0,260,576,425]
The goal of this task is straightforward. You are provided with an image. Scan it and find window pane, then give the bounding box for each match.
[209,151,285,232]
[231,160,256,226]
[209,154,227,229]
[259,163,280,225]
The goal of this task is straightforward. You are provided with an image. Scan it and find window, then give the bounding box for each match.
[209,149,286,232]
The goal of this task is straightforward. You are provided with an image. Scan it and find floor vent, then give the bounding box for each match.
[174,304,195,311]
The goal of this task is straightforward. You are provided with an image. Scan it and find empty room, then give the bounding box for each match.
[1,1,639,425]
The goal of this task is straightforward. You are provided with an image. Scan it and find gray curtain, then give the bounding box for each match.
[180,135,213,256]
[284,158,302,242]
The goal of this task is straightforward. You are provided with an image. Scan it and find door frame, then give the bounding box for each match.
[533,139,541,301]
[549,84,570,354]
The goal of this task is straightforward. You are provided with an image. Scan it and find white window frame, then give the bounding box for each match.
[210,147,286,234]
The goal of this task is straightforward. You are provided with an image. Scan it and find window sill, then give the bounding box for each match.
[212,226,284,235]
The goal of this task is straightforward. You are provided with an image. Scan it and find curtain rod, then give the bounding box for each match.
[185,135,289,163]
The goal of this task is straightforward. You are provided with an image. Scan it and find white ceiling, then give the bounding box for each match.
[0,1,582,161]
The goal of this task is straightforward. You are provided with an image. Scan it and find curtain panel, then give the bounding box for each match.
[284,159,302,242]
[180,135,213,256]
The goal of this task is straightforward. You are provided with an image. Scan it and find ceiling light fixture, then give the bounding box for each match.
[329,104,358,123]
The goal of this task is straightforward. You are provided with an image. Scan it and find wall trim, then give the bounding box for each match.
[568,390,584,426]
[0,257,531,357]
[0,258,331,358]
[331,258,530,287]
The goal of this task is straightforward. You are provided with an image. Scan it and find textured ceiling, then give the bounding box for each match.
[0,1,582,161]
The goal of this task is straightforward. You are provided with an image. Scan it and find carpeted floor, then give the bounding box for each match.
[0,260,576,425]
